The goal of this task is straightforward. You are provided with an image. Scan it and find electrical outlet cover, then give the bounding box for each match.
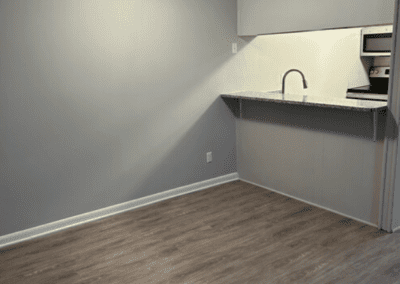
[232,43,237,54]
[207,152,212,163]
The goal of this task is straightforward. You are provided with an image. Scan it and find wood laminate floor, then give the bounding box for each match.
[1,180,400,284]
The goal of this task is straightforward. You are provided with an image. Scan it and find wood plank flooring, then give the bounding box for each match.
[1,180,399,283]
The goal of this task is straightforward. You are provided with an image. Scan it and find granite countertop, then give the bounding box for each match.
[221,91,387,112]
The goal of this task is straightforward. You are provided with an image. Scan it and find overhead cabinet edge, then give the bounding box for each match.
[238,0,396,36]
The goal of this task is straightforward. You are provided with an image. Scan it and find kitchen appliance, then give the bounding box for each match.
[361,25,393,57]
[346,66,390,101]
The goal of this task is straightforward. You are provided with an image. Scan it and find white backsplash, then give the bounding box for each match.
[243,28,372,99]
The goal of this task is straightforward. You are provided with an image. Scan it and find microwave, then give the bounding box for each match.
[361,25,393,57]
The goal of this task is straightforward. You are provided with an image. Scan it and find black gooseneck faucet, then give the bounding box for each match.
[282,69,308,95]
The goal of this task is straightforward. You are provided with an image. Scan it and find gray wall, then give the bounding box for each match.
[0,0,239,237]
[393,137,400,230]
[238,0,395,35]
[236,101,386,225]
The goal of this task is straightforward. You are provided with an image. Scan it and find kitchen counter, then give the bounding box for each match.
[221,91,387,112]
[221,91,388,142]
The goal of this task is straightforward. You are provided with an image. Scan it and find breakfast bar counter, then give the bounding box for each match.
[221,91,387,112]
[221,91,388,142]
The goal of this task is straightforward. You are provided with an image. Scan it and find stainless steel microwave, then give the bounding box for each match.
[361,25,393,57]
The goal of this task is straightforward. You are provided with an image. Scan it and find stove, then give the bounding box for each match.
[346,66,390,101]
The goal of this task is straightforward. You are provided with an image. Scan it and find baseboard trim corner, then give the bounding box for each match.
[240,178,378,229]
[392,226,400,233]
[0,172,239,250]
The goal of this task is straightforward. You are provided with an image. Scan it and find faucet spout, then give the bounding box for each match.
[282,69,308,95]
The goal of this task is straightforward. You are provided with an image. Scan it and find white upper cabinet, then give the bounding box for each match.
[237,0,395,36]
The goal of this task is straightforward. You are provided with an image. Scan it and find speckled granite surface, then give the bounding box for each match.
[221,91,387,112]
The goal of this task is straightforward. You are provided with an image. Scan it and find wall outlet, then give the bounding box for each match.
[206,152,212,163]
[232,43,237,54]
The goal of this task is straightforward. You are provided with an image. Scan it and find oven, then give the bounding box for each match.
[346,66,389,101]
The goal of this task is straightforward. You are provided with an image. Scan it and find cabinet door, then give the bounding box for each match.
[238,0,395,36]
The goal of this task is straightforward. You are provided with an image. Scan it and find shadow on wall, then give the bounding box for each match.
[384,108,399,140]
[120,96,237,202]
[222,97,392,141]
[238,36,257,44]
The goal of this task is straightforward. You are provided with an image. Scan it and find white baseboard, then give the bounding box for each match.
[240,178,379,229]
[0,173,239,249]
[393,226,400,233]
